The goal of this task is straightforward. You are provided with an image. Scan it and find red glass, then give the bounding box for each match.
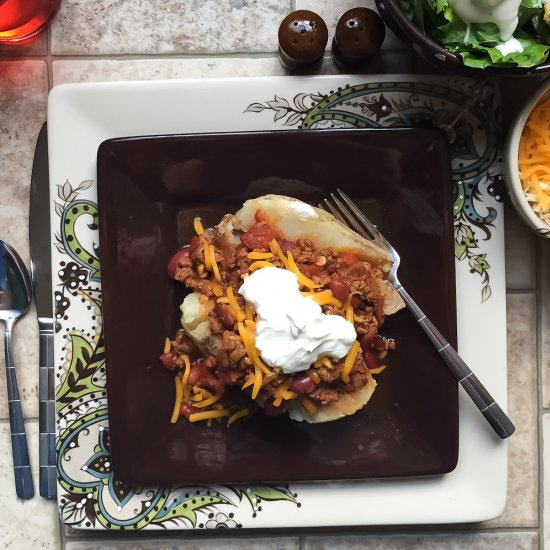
[0,0,61,44]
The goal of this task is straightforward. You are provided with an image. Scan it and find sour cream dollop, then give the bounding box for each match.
[448,0,522,41]
[238,267,356,373]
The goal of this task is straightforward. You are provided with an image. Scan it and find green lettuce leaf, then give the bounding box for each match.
[398,0,550,69]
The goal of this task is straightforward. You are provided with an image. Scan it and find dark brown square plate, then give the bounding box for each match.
[97,129,458,485]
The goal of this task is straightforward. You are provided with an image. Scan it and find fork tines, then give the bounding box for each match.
[321,189,377,241]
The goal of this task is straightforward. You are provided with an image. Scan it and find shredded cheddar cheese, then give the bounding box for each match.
[273,382,298,407]
[306,368,320,384]
[245,302,255,321]
[193,393,222,409]
[252,366,262,399]
[269,239,289,267]
[369,365,387,375]
[273,382,290,407]
[301,396,317,413]
[193,217,205,235]
[170,377,183,424]
[181,355,191,397]
[248,251,274,260]
[345,305,354,324]
[301,290,342,308]
[163,338,171,354]
[314,356,333,369]
[211,253,221,282]
[248,260,276,271]
[203,244,221,282]
[341,341,361,384]
[227,287,246,322]
[181,355,191,384]
[242,374,255,389]
[237,321,271,376]
[286,252,321,289]
[212,281,222,297]
[227,408,249,427]
[189,409,231,422]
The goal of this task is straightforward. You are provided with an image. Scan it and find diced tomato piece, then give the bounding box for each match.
[341,252,359,266]
[304,264,320,277]
[359,327,378,350]
[187,361,225,394]
[240,222,280,250]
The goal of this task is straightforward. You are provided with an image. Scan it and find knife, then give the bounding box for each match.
[29,122,57,500]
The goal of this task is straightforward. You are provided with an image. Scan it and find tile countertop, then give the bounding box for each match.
[0,1,548,549]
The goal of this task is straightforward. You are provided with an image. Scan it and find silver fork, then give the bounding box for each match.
[322,189,515,440]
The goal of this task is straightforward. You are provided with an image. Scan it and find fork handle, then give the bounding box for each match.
[4,325,34,499]
[395,285,515,439]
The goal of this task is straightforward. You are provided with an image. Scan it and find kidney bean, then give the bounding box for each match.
[263,397,289,416]
[166,246,190,278]
[350,295,361,309]
[279,239,297,254]
[288,375,316,394]
[215,302,236,329]
[304,264,320,277]
[329,278,350,303]
[179,401,198,419]
[362,349,380,371]
[160,352,178,371]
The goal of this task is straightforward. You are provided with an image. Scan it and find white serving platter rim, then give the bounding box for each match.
[48,75,508,529]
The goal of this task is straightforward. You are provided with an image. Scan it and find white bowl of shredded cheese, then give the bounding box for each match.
[505,80,550,239]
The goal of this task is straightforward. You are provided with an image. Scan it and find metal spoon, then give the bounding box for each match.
[0,240,34,499]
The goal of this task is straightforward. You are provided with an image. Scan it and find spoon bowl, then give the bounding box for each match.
[0,240,34,499]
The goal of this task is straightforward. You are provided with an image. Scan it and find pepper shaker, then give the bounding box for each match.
[278,10,328,73]
[332,8,386,69]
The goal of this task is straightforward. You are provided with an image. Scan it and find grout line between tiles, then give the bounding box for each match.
[46,48,408,63]
[0,417,39,424]
[537,238,545,547]
[50,51,281,60]
[61,526,543,543]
